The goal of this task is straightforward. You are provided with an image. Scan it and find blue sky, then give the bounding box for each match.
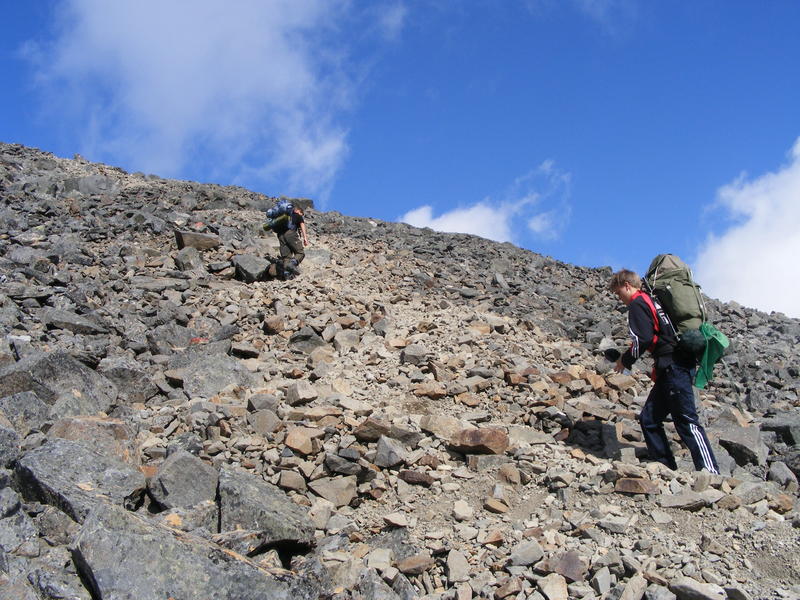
[3,1,800,317]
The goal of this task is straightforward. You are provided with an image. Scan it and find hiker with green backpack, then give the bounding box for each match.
[608,267,720,474]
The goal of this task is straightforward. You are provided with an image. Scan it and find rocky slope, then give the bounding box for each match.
[0,141,798,600]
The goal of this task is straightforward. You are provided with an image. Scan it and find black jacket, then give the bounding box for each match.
[621,291,691,372]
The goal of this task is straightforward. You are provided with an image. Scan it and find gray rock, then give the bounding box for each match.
[356,568,402,599]
[218,465,315,546]
[71,503,328,600]
[149,450,219,510]
[175,230,221,251]
[232,254,270,283]
[0,424,20,468]
[508,539,544,566]
[179,353,258,398]
[400,344,428,366]
[717,426,768,466]
[42,308,108,335]
[668,575,725,600]
[768,460,798,490]
[374,435,406,468]
[0,351,117,414]
[97,356,159,404]
[175,246,207,272]
[15,438,146,522]
[289,327,327,354]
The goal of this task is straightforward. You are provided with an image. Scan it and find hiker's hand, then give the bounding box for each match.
[303,238,309,246]
[614,359,625,373]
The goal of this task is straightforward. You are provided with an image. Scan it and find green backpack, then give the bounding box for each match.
[643,254,729,389]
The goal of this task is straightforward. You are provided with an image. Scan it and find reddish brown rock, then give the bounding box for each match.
[398,470,434,487]
[397,553,435,575]
[449,427,509,455]
[614,477,658,495]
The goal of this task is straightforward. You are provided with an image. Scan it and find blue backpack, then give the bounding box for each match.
[264,200,294,231]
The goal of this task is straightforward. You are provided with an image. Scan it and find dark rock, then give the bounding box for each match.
[42,308,108,335]
[288,327,327,354]
[218,465,315,547]
[175,230,221,251]
[71,503,328,600]
[232,254,270,283]
[15,438,146,522]
[148,450,219,510]
[0,351,117,415]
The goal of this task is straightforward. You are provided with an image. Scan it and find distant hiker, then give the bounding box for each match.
[608,269,719,474]
[264,200,309,279]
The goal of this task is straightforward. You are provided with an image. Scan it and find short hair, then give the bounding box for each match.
[609,269,641,291]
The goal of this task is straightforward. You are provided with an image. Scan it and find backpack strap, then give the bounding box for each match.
[633,290,659,349]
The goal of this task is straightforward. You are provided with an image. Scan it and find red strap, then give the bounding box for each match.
[632,290,659,349]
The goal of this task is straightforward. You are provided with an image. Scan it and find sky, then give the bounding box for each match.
[2,0,799,318]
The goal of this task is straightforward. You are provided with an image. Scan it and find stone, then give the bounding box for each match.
[218,465,314,545]
[447,549,471,583]
[0,351,117,415]
[72,503,326,600]
[449,427,509,455]
[354,417,391,442]
[400,344,429,366]
[508,540,544,566]
[308,476,357,507]
[15,438,146,522]
[149,449,219,509]
[175,229,221,250]
[658,492,707,511]
[453,500,474,521]
[48,416,138,464]
[397,470,434,486]
[286,427,316,455]
[288,326,327,354]
[397,553,434,575]
[0,390,50,436]
[286,380,319,406]
[42,308,108,335]
[374,435,406,468]
[231,254,269,282]
[717,426,768,467]
[420,414,469,440]
[278,469,307,492]
[668,576,725,600]
[538,572,568,600]
[615,477,658,495]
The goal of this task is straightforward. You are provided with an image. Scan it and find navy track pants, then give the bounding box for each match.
[639,364,719,474]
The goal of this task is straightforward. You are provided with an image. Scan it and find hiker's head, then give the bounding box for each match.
[293,207,304,216]
[609,269,640,305]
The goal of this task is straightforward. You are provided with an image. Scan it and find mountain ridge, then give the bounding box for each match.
[0,141,798,599]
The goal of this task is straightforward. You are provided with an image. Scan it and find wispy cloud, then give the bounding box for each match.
[694,137,800,318]
[399,160,572,245]
[525,0,637,35]
[22,0,400,202]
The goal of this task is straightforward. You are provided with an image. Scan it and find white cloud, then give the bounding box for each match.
[399,161,572,244]
[25,0,397,201]
[401,202,513,242]
[694,138,800,318]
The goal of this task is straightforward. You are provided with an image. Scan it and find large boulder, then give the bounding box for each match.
[218,465,315,548]
[0,352,118,417]
[15,438,146,522]
[148,450,219,510]
[72,503,328,600]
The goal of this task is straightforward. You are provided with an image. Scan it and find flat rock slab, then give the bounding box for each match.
[16,438,145,522]
[175,230,221,250]
[218,465,314,546]
[449,427,509,455]
[72,503,327,600]
[0,351,117,413]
